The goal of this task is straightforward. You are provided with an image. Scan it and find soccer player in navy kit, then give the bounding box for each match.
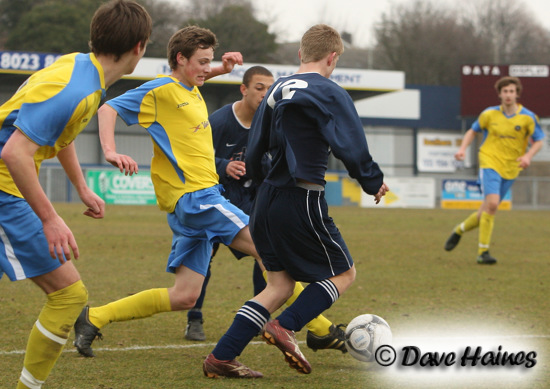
[186,66,349,355]
[0,1,152,387]
[203,24,389,378]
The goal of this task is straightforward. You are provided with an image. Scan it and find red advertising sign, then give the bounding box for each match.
[460,64,550,118]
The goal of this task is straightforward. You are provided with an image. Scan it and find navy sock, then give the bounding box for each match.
[212,300,270,361]
[277,280,339,332]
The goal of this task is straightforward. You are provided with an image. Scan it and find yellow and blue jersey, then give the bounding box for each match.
[0,52,106,197]
[472,104,545,179]
[106,75,218,213]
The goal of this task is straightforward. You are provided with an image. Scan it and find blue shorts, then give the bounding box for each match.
[479,168,514,199]
[166,185,249,276]
[250,183,353,283]
[0,191,61,281]
[221,181,256,260]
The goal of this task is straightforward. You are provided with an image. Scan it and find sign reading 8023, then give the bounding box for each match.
[0,51,61,71]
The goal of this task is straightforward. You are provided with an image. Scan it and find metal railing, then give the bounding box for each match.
[39,165,550,210]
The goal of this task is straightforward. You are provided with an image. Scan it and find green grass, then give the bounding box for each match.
[1,204,549,388]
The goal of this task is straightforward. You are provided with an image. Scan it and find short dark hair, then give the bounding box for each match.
[495,76,522,96]
[89,0,152,61]
[167,26,218,70]
[242,66,273,86]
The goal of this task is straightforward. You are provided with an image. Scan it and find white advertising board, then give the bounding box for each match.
[360,177,436,208]
[417,131,472,173]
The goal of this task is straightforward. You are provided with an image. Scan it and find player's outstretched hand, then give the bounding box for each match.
[220,52,243,73]
[374,183,390,204]
[105,150,139,176]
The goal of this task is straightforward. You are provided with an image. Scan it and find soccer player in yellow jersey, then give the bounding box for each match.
[0,1,151,388]
[444,76,545,264]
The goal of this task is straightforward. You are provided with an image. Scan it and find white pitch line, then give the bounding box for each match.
[0,340,304,356]
[1,335,549,356]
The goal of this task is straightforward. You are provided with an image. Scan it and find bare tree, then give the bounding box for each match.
[185,0,250,19]
[464,0,550,64]
[372,0,488,85]
[186,2,278,63]
[140,0,184,58]
[371,0,550,86]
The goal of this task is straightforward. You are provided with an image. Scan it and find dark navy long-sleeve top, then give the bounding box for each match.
[247,72,383,196]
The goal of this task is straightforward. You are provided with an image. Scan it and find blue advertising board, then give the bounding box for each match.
[0,51,61,72]
[441,179,511,210]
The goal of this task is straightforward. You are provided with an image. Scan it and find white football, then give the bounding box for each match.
[345,314,392,362]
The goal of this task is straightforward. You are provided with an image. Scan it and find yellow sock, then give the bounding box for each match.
[454,211,479,235]
[17,280,88,389]
[478,211,495,255]
[262,271,332,336]
[88,288,171,329]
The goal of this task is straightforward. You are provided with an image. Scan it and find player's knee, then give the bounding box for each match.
[73,283,89,307]
[483,195,500,213]
[171,292,201,311]
[283,284,295,301]
[344,266,356,286]
[48,280,88,308]
[486,202,499,213]
[41,280,88,338]
[333,267,356,294]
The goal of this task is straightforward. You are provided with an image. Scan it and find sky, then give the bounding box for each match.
[253,0,550,47]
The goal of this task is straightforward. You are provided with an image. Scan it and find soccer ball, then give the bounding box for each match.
[345,314,392,362]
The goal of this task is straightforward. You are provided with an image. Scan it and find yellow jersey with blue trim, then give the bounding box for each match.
[106,75,219,213]
[0,53,106,198]
[472,104,545,180]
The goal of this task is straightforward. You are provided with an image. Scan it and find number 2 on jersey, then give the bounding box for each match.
[267,79,308,108]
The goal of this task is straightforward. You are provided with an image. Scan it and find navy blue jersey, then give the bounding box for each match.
[210,104,249,181]
[247,72,383,195]
[210,103,255,213]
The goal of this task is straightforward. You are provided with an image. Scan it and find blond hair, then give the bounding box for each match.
[300,24,344,63]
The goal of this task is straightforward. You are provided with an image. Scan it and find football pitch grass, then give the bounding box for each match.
[1,204,548,388]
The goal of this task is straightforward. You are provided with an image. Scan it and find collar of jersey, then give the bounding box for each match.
[89,53,106,90]
[158,74,195,92]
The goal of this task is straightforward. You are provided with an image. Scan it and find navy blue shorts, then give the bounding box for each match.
[250,182,353,283]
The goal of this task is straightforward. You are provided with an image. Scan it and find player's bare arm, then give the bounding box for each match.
[206,52,243,80]
[57,143,105,219]
[517,139,544,168]
[1,129,79,262]
[455,128,476,160]
[98,104,139,176]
